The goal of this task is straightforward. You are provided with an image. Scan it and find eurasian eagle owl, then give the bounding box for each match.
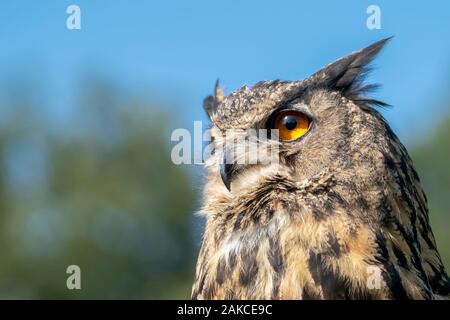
[192,38,450,299]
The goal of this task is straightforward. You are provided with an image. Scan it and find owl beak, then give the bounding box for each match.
[220,150,239,191]
[220,162,234,191]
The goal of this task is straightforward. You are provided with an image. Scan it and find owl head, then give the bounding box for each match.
[203,38,393,196]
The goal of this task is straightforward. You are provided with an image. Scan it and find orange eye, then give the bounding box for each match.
[273,111,310,141]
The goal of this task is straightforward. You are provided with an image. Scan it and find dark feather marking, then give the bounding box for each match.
[378,194,393,223]
[266,206,275,219]
[192,271,207,299]
[228,250,237,270]
[268,237,284,273]
[421,189,428,203]
[375,230,429,300]
[327,190,347,208]
[374,232,409,299]
[233,211,245,231]
[239,245,259,287]
[414,190,428,217]
[427,262,450,296]
[268,236,284,299]
[355,195,370,212]
[374,232,389,262]
[392,221,415,253]
[216,257,226,285]
[392,243,408,269]
[393,220,429,286]
[323,197,335,215]
[397,156,421,252]
[383,153,397,171]
[308,201,325,221]
[308,251,351,299]
[418,215,436,250]
[381,263,409,299]
[327,233,341,257]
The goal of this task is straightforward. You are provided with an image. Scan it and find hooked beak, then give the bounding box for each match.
[219,149,240,191]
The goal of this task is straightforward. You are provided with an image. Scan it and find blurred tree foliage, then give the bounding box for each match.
[0,80,197,298]
[410,114,450,270]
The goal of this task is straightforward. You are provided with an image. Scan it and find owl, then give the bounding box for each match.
[192,38,450,299]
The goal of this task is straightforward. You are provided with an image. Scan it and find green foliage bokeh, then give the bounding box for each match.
[0,80,198,298]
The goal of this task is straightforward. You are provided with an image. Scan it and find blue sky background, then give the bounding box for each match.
[1,0,449,143]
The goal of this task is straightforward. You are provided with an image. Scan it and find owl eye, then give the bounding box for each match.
[272,110,310,141]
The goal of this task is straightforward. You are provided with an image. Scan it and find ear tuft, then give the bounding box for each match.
[203,79,225,119]
[214,79,225,104]
[310,37,392,100]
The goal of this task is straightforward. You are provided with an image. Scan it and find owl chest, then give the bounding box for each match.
[196,213,375,299]
[202,232,288,299]
[199,221,326,299]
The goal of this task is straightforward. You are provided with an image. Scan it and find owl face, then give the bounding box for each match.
[203,38,390,194]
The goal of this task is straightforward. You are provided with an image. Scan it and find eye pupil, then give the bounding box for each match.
[271,110,310,141]
[283,115,298,130]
